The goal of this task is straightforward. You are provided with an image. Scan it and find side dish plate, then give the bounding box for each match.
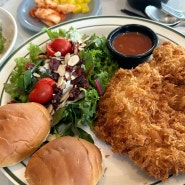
[17,0,102,32]
[0,7,17,67]
[1,16,185,185]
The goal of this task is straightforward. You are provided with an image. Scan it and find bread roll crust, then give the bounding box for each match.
[25,136,102,185]
[0,102,51,167]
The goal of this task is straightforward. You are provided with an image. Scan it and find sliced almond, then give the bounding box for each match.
[57,100,68,110]
[65,71,71,81]
[64,53,71,65]
[47,104,54,115]
[60,85,73,102]
[68,55,79,66]
[78,39,83,44]
[71,74,77,80]
[33,72,40,78]
[43,62,50,69]
[82,35,90,42]
[80,43,86,48]
[57,76,66,89]
[73,44,79,55]
[57,76,64,87]
[78,47,85,51]
[44,59,51,64]
[56,64,66,76]
[61,80,66,89]
[79,42,86,51]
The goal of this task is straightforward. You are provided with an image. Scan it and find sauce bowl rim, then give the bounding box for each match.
[107,24,159,58]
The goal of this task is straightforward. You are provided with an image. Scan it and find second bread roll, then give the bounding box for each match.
[25,136,102,185]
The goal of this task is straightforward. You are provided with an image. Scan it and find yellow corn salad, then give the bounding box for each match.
[55,0,91,13]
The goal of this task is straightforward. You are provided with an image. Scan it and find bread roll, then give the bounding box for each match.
[0,102,51,167]
[25,136,102,185]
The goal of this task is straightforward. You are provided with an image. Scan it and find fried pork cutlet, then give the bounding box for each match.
[93,41,185,180]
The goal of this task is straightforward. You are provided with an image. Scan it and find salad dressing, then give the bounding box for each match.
[113,32,152,55]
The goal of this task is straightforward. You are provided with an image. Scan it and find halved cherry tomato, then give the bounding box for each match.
[29,78,56,104]
[46,38,72,57]
[35,78,56,88]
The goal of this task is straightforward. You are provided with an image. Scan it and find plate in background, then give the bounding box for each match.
[17,0,102,32]
[0,7,17,67]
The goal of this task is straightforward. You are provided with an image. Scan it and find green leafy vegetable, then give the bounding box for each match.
[43,27,84,42]
[80,34,118,89]
[4,44,47,102]
[4,27,119,143]
[52,87,99,143]
[0,24,6,53]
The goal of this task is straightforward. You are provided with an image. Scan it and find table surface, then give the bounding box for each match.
[0,0,185,184]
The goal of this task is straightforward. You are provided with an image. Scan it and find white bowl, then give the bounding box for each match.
[0,7,17,66]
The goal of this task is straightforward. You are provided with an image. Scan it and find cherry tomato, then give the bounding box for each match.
[29,78,56,104]
[35,78,56,88]
[46,38,72,57]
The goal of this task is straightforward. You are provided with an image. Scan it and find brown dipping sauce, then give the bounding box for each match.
[112,32,152,55]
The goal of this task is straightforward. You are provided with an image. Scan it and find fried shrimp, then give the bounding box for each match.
[94,41,185,180]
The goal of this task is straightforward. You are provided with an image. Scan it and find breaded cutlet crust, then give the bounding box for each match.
[94,42,185,180]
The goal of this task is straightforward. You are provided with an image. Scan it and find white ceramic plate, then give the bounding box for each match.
[1,16,185,185]
[0,7,17,67]
[17,0,102,32]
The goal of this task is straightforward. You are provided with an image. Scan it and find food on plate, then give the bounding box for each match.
[0,21,6,53]
[25,136,102,185]
[112,32,153,55]
[46,37,72,56]
[106,24,158,69]
[0,102,51,167]
[30,7,66,27]
[4,27,118,143]
[94,41,185,180]
[34,0,76,14]
[28,78,56,104]
[29,0,91,26]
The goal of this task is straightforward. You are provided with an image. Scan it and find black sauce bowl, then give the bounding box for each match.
[107,24,158,69]
[127,0,169,12]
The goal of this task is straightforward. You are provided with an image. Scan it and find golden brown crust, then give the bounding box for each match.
[0,102,51,167]
[25,136,102,185]
[94,41,185,180]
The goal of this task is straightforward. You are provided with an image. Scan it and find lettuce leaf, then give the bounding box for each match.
[4,28,119,143]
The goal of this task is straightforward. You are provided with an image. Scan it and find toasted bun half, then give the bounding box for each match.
[25,136,102,185]
[0,102,51,167]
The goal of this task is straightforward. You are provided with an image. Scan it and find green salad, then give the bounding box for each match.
[4,27,118,143]
[0,22,6,53]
